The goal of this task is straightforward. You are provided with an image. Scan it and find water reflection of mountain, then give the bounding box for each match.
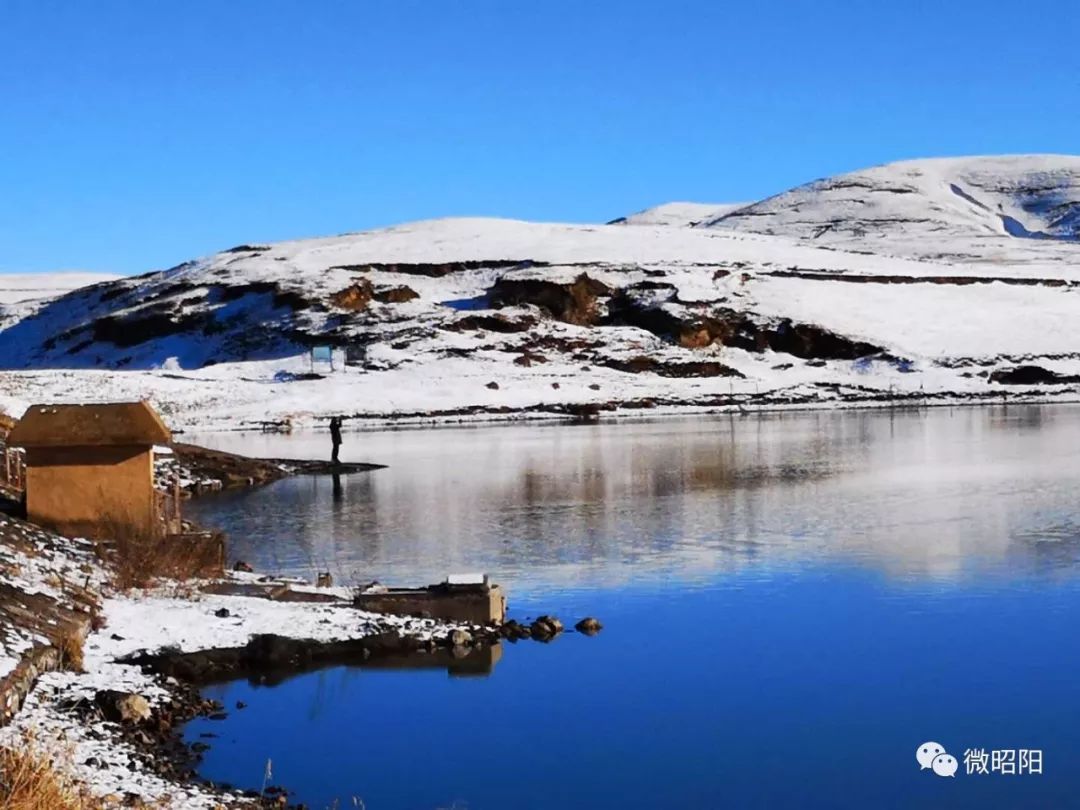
[186,406,1080,590]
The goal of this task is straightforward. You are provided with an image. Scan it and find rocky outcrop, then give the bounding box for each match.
[767,268,1077,288]
[529,615,564,641]
[94,690,152,724]
[742,319,885,360]
[217,280,312,311]
[445,314,537,333]
[373,285,420,304]
[330,282,421,310]
[606,291,727,348]
[601,356,743,378]
[490,274,612,326]
[989,365,1080,385]
[607,289,885,360]
[222,244,270,254]
[329,280,374,311]
[330,260,533,278]
[91,307,210,349]
[575,617,602,635]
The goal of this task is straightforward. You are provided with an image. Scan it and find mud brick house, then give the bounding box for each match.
[7,401,172,538]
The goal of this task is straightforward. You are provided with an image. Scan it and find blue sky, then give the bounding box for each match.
[2,0,1078,275]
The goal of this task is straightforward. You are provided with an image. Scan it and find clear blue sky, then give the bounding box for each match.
[2,0,1078,275]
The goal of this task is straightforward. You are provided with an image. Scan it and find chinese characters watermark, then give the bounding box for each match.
[917,742,1043,778]
[964,748,1042,776]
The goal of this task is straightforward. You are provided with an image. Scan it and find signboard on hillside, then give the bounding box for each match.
[310,345,335,373]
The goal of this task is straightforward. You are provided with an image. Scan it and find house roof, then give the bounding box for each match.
[7,402,171,448]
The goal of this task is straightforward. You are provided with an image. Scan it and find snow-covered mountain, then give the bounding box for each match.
[1,156,1078,430]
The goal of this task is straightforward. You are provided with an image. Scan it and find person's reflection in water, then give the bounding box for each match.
[332,472,343,505]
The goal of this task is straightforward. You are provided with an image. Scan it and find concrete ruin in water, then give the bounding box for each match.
[355,574,507,624]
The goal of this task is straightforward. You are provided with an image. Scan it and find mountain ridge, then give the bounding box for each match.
[699,154,1080,261]
[1,154,1078,429]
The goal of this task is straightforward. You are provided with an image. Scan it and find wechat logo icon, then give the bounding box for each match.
[917,742,958,777]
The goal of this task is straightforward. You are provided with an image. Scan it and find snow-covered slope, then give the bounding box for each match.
[610,202,748,227]
[1,156,1078,430]
[0,272,121,304]
[0,272,122,332]
[702,155,1080,262]
[0,216,952,371]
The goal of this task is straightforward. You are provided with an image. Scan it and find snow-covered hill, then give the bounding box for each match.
[702,155,1080,262]
[1,156,1078,430]
[0,272,122,330]
[609,202,748,227]
[0,272,121,305]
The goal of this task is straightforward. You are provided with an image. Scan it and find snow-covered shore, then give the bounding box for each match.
[0,514,489,807]
[3,355,1079,435]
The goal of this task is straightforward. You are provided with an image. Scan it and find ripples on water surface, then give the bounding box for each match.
[184,407,1080,808]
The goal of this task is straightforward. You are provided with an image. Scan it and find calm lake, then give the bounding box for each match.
[183,406,1080,809]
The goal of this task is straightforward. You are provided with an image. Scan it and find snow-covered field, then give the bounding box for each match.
[1,155,1079,431]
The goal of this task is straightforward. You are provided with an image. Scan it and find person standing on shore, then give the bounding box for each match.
[329,416,343,465]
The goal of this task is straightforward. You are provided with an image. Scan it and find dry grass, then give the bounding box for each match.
[1,735,239,810]
[56,626,85,672]
[0,737,100,810]
[92,514,223,591]
[98,530,223,591]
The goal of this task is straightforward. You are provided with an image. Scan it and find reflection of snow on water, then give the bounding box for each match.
[184,405,1080,593]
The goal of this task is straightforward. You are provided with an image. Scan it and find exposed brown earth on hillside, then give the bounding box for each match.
[490,273,612,326]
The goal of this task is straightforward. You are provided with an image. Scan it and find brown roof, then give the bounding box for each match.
[7,402,171,448]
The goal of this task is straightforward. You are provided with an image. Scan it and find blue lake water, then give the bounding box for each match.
[184,407,1080,809]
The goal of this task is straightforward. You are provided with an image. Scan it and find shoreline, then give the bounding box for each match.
[0,513,579,808]
[164,442,385,494]
[176,387,1080,436]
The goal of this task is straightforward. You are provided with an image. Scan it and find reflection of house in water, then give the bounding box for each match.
[7,401,176,538]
